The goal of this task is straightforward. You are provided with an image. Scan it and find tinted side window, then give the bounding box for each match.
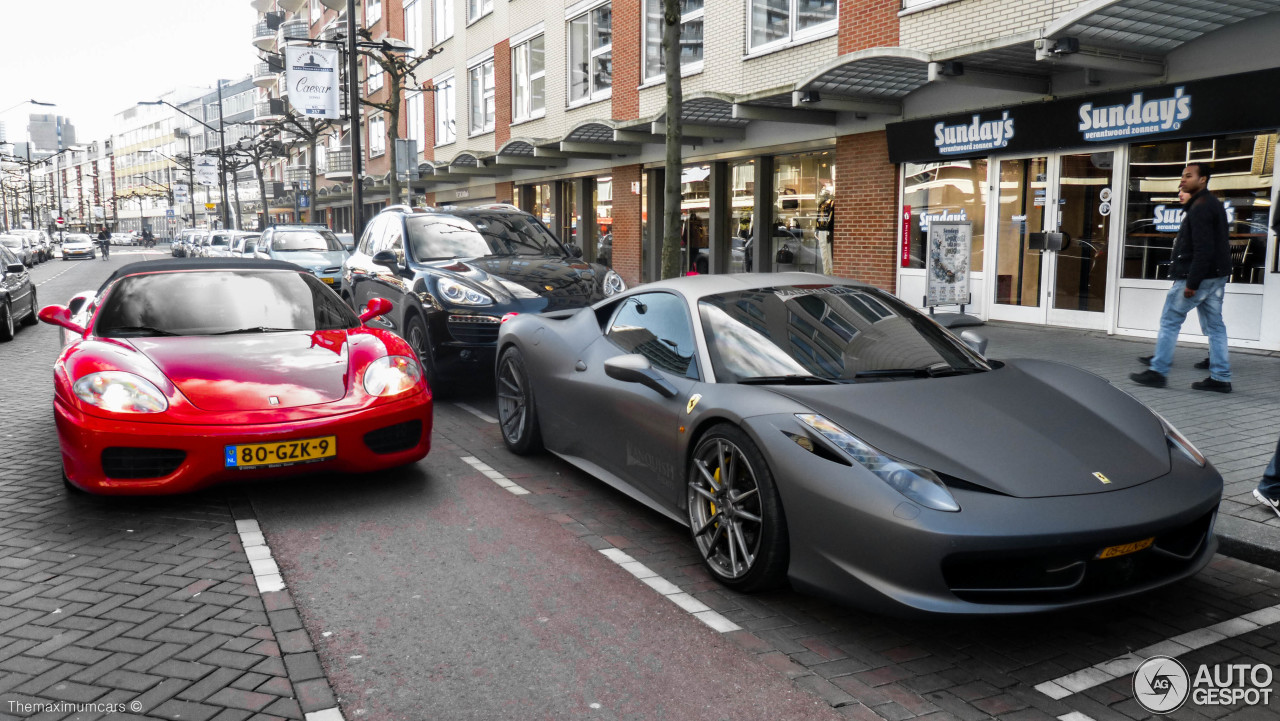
[381,220,405,264]
[358,217,384,255]
[606,293,698,379]
[0,246,17,265]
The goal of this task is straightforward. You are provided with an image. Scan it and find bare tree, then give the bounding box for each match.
[660,0,684,280]
[357,34,439,205]
[230,129,285,230]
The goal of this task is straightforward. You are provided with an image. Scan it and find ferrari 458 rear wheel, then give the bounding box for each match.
[496,346,543,454]
[687,424,789,591]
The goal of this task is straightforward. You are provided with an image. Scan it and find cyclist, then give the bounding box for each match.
[96,227,111,260]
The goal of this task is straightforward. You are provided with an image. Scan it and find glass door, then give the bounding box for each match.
[990,156,1049,323]
[1046,152,1113,327]
[988,153,1115,327]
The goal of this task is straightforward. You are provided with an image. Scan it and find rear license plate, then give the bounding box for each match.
[1096,537,1154,560]
[321,277,335,284]
[225,436,336,469]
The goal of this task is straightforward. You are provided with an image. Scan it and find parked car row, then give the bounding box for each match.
[172,228,261,259]
[29,202,1225,617]
[0,243,38,341]
[1,230,56,266]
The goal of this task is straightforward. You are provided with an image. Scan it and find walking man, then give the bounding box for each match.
[1130,162,1232,392]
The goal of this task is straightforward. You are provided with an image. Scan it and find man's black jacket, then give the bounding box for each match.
[1169,188,1231,290]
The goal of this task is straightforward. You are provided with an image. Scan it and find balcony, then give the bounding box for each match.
[249,0,273,11]
[325,149,351,179]
[252,63,278,88]
[319,0,344,10]
[252,22,277,50]
[279,18,309,44]
[254,98,286,122]
[319,23,345,42]
[278,0,307,11]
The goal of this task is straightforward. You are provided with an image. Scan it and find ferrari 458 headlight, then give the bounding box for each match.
[437,277,493,306]
[796,413,960,512]
[1154,411,1206,467]
[72,372,168,413]
[602,269,627,296]
[363,355,423,397]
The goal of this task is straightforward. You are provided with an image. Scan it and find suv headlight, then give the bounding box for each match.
[437,277,493,306]
[72,372,168,413]
[1154,411,1206,467]
[602,269,626,296]
[363,355,423,397]
[797,414,960,512]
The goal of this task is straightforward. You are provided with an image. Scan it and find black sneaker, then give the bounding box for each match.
[1195,358,1210,370]
[1255,490,1280,519]
[1130,370,1167,388]
[1191,377,1232,393]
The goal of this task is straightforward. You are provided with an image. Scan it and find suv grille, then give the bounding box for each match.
[447,315,501,345]
[101,448,187,479]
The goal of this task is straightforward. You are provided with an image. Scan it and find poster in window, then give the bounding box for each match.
[925,221,971,307]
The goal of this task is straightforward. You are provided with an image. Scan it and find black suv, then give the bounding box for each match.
[343,204,626,386]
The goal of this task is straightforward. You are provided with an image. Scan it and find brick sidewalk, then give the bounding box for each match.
[0,262,342,721]
[975,321,1280,568]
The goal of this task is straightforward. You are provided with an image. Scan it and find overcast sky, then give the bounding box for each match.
[0,0,258,144]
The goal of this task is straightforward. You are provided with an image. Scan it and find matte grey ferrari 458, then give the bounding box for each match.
[494,274,1222,615]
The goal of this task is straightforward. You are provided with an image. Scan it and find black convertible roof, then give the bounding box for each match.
[98,258,306,293]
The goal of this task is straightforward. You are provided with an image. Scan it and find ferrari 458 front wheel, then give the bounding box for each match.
[496,346,543,455]
[687,424,789,591]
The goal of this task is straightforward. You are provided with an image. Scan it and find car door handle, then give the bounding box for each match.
[575,361,587,372]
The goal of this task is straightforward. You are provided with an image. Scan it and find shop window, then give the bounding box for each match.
[1123,133,1274,284]
[749,0,837,53]
[512,35,546,123]
[643,0,704,82]
[569,3,612,104]
[773,151,834,274]
[595,176,613,266]
[730,160,754,273]
[680,164,711,274]
[901,160,988,272]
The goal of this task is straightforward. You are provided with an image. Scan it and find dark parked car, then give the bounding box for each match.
[495,274,1222,615]
[0,244,38,341]
[343,205,627,387]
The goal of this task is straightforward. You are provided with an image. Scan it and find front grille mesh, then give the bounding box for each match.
[363,420,423,454]
[101,447,187,479]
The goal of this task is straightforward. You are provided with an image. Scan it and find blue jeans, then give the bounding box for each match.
[1259,435,1280,500]
[1149,276,1231,381]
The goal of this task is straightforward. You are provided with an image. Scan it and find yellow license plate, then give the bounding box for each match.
[321,277,335,284]
[225,436,336,469]
[1096,537,1154,560]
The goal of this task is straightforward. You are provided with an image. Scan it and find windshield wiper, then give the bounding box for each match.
[99,325,180,337]
[211,326,300,335]
[738,374,840,385]
[855,364,984,379]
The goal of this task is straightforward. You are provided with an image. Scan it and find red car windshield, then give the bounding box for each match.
[94,270,358,337]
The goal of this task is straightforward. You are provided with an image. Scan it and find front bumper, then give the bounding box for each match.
[63,249,95,259]
[744,415,1223,615]
[56,393,432,495]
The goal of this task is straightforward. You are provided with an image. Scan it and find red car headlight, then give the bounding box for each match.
[72,371,168,413]
[363,355,423,397]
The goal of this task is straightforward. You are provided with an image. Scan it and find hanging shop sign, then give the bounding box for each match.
[887,67,1280,164]
[285,47,340,119]
[194,156,219,186]
[924,221,971,308]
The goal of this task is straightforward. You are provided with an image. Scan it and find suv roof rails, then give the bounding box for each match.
[466,203,521,212]
[383,204,434,214]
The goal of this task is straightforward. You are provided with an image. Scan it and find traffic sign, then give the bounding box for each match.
[205,203,217,210]
[55,217,65,227]
[165,209,174,217]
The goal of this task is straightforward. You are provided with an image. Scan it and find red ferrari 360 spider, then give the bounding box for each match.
[40,258,433,494]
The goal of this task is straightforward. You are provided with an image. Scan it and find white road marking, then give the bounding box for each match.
[1058,713,1098,721]
[598,547,742,634]
[304,708,346,721]
[461,455,529,495]
[235,519,286,593]
[36,265,77,287]
[455,403,499,424]
[1034,601,1280,700]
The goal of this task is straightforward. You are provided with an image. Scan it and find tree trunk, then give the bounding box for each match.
[660,0,683,280]
[387,78,402,205]
[231,171,243,230]
[255,157,268,231]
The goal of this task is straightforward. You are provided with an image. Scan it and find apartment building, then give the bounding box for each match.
[254,0,1280,351]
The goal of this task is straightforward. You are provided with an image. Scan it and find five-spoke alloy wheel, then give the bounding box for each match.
[496,346,542,454]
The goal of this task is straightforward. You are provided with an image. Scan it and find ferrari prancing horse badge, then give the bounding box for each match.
[686,394,702,415]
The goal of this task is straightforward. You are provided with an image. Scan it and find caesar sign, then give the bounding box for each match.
[284,47,340,119]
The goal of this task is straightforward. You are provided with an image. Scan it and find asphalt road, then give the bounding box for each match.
[6,251,1280,721]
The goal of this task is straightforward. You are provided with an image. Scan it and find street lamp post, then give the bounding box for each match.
[347,0,363,239]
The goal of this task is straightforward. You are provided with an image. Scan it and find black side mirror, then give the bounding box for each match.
[568,245,583,258]
[603,354,678,398]
[5,263,24,274]
[371,250,402,270]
